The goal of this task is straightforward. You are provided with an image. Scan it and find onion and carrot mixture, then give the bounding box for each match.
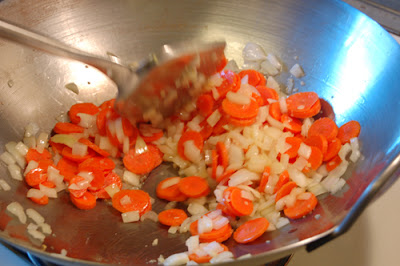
[0,43,362,264]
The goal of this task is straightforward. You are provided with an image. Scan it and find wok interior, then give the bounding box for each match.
[1,0,400,265]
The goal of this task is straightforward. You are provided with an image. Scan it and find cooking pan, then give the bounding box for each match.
[0,0,400,265]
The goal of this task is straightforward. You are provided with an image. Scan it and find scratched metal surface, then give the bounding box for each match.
[0,0,399,265]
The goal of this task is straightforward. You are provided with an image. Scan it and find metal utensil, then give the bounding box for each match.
[0,19,226,122]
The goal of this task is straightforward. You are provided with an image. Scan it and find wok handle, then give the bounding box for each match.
[0,19,122,72]
[306,151,400,251]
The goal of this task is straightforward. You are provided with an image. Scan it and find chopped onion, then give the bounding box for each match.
[241,74,249,84]
[224,60,239,72]
[123,136,130,154]
[186,235,200,254]
[228,169,259,187]
[203,241,224,257]
[27,229,45,242]
[23,136,36,148]
[266,115,284,131]
[15,142,29,156]
[297,192,312,200]
[105,183,120,198]
[206,109,221,128]
[6,202,26,224]
[26,208,45,224]
[114,118,125,143]
[183,140,201,163]
[8,164,22,181]
[267,53,282,70]
[242,42,267,62]
[27,189,45,199]
[211,87,220,100]
[179,217,192,233]
[212,216,229,230]
[266,76,280,91]
[350,137,361,162]
[338,143,351,160]
[120,195,132,205]
[39,184,57,198]
[0,151,16,165]
[288,168,308,187]
[51,134,77,148]
[0,179,11,191]
[163,253,189,266]
[123,171,140,187]
[168,226,179,234]
[240,190,254,201]
[135,136,148,155]
[121,211,140,223]
[77,113,96,129]
[279,97,288,114]
[226,91,250,105]
[5,141,26,168]
[298,143,312,159]
[246,155,269,173]
[27,223,38,231]
[72,142,88,156]
[99,136,113,151]
[308,183,328,196]
[209,251,234,263]
[36,132,49,153]
[187,203,208,216]
[24,123,39,138]
[290,63,305,78]
[198,215,213,234]
[140,210,159,222]
[165,201,179,211]
[260,60,279,76]
[275,217,290,229]
[331,178,347,194]
[39,223,52,235]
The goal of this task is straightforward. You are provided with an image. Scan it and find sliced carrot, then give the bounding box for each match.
[337,120,361,144]
[229,187,253,216]
[139,124,164,142]
[70,192,96,210]
[216,202,238,217]
[156,177,187,202]
[308,117,338,141]
[238,69,266,87]
[222,187,243,217]
[150,144,164,169]
[304,146,323,172]
[96,108,109,136]
[92,172,123,199]
[78,156,115,173]
[269,101,281,121]
[189,244,228,263]
[53,122,84,134]
[303,135,328,155]
[123,148,157,175]
[25,169,47,187]
[217,70,241,98]
[222,98,259,120]
[68,175,87,198]
[251,92,264,106]
[122,117,138,138]
[284,137,303,159]
[197,94,215,117]
[233,217,270,244]
[216,169,236,184]
[284,193,318,219]
[281,114,302,133]
[57,157,79,182]
[178,176,210,198]
[323,138,342,162]
[30,195,49,205]
[177,131,204,161]
[275,181,297,202]
[25,148,51,163]
[87,170,106,192]
[49,141,65,154]
[61,146,94,163]
[190,219,233,243]
[258,166,271,193]
[228,116,257,127]
[34,180,56,189]
[158,209,188,226]
[112,189,151,214]
[212,114,229,135]
[199,120,213,139]
[99,98,116,110]
[106,121,121,147]
[216,142,229,169]
[286,92,321,118]
[211,150,218,179]
[256,86,279,103]
[326,155,342,172]
[274,170,290,194]
[78,138,110,157]
[69,103,99,124]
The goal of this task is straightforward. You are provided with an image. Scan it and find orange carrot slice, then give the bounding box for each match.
[178,176,210,198]
[112,189,151,214]
[286,92,321,118]
[323,138,342,162]
[233,217,269,244]
[177,131,204,161]
[156,177,187,202]
[158,209,188,226]
[258,166,271,193]
[308,117,338,141]
[284,193,318,219]
[275,181,297,202]
[274,170,290,194]
[337,120,361,144]
[53,122,84,134]
[304,135,328,155]
[70,192,96,210]
[69,103,99,124]
[221,98,259,119]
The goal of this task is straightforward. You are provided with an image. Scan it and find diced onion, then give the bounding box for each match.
[8,164,22,181]
[121,211,140,223]
[120,195,132,205]
[163,252,189,266]
[123,171,140,187]
[27,229,45,242]
[39,184,57,198]
[135,136,148,155]
[228,169,259,187]
[206,109,221,128]
[77,113,96,129]
[36,132,49,153]
[290,63,305,78]
[267,53,282,70]
[105,183,120,198]
[183,140,201,163]
[72,142,88,156]
[26,208,45,224]
[242,42,267,62]
[198,215,213,234]
[298,143,312,159]
[203,241,224,257]
[51,134,77,148]
[39,223,52,235]
[279,97,288,114]
[23,136,36,148]
[15,142,29,156]
[27,189,45,199]
[1,151,16,165]
[187,203,208,216]
[140,210,159,222]
[6,202,26,224]
[114,118,125,143]
[266,76,280,91]
[24,123,39,138]
[0,179,11,191]
[338,143,351,160]
[209,251,234,263]
[226,91,250,105]
[260,60,279,76]
[297,192,312,200]
[185,235,200,254]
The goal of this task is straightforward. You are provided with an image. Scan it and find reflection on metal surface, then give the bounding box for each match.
[0,0,399,265]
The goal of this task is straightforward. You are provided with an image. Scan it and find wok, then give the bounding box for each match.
[0,0,400,265]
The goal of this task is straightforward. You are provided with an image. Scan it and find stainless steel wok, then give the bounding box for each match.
[0,0,400,265]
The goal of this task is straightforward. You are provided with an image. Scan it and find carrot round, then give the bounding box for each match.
[69,103,99,124]
[337,120,361,144]
[177,131,204,161]
[284,193,318,219]
[256,86,279,103]
[78,138,110,157]
[281,114,302,133]
[233,217,270,244]
[34,180,56,189]
[238,69,266,87]
[70,192,96,210]
[304,146,323,172]
[78,156,115,173]
[92,172,122,199]
[284,137,302,159]
[326,155,342,172]
[123,148,156,175]
[61,146,94,163]
[216,169,236,184]
[275,181,297,202]
[217,70,241,97]
[308,117,338,141]
[258,166,271,193]
[323,138,342,162]
[199,121,213,139]
[158,209,188,226]
[156,177,187,202]
[212,114,229,135]
[112,189,151,214]
[269,102,281,121]
[53,122,84,134]
[25,169,47,187]
[251,92,264,107]
[26,148,51,163]
[68,175,87,198]
[221,98,259,119]
[57,157,78,182]
[216,142,229,169]
[139,124,164,142]
[304,135,328,155]
[178,176,210,198]
[189,244,228,263]
[30,195,49,205]
[273,170,290,194]
[229,187,254,216]
[228,116,257,127]
[286,92,321,118]
[197,94,215,117]
[190,219,233,243]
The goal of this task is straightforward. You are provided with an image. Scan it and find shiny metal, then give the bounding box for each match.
[0,19,225,122]
[0,0,399,265]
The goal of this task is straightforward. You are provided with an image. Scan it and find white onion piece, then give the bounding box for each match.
[140,210,159,222]
[123,136,130,154]
[163,253,189,266]
[121,211,140,223]
[226,91,250,105]
[105,183,120,198]
[246,155,269,173]
[186,235,200,254]
[123,171,140,187]
[207,109,221,128]
[27,223,38,231]
[242,61,261,71]
[256,106,268,124]
[209,251,234,263]
[308,183,328,196]
[211,87,220,100]
[229,130,251,149]
[297,192,312,200]
[275,217,290,229]
[179,217,192,233]
[228,169,259,187]
[120,195,132,206]
[47,166,63,185]
[99,136,113,151]
[288,168,308,187]
[72,142,88,156]
[267,53,282,70]
[279,97,288,114]
[5,141,26,168]
[290,63,305,78]
[27,189,45,199]
[242,42,267,61]
[0,151,16,166]
[39,223,52,235]
[187,203,208,216]
[266,76,280,91]
[24,123,39,138]
[198,215,213,234]
[26,208,45,224]
[77,113,96,129]
[15,142,29,156]
[183,140,201,163]
[135,136,148,155]
[331,178,347,194]
[39,184,57,198]
[212,216,229,230]
[261,60,279,76]
[114,118,125,143]
[28,229,45,242]
[241,74,249,84]
[298,143,312,159]
[6,202,26,224]
[8,164,22,181]
[238,83,260,97]
[168,226,179,234]
[0,179,11,191]
[203,241,224,257]
[350,137,361,162]
[78,171,94,182]
[301,118,313,137]
[338,143,351,160]
[36,132,49,153]
[224,60,239,72]
[51,134,77,148]
[241,190,254,201]
[266,115,285,131]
